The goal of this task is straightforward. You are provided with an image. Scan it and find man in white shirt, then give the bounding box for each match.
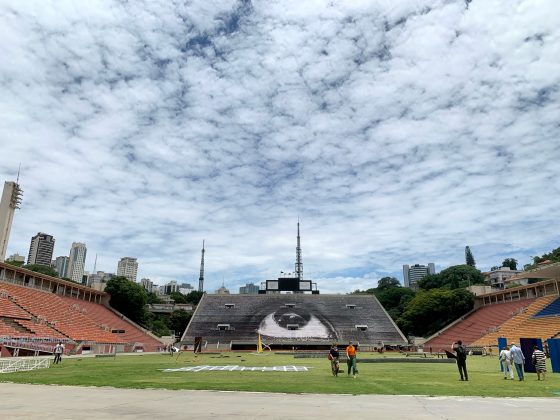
[499,345,513,379]
[53,342,64,365]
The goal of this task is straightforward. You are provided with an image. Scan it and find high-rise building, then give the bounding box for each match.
[117,257,138,282]
[54,256,70,278]
[0,181,23,262]
[403,263,436,290]
[27,232,55,266]
[140,278,154,293]
[239,283,259,294]
[67,242,87,283]
[163,280,179,295]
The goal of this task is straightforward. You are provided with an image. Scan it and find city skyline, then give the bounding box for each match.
[0,1,559,293]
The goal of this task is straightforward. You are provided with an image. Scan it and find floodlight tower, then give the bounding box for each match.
[0,180,23,262]
[198,240,205,292]
[295,222,303,281]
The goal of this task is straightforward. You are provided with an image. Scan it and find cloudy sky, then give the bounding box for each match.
[1,0,559,293]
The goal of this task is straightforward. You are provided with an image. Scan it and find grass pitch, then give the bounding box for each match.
[1,352,559,397]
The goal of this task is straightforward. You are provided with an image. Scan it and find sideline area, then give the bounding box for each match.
[1,383,559,419]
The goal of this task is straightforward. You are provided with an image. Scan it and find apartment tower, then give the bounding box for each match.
[67,242,87,283]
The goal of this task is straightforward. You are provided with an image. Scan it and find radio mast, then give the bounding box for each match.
[198,240,205,292]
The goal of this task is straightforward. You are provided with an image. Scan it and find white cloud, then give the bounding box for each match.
[1,0,559,293]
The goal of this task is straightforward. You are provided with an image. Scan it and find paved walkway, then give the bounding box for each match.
[1,383,559,419]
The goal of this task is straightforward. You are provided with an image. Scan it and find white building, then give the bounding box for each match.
[27,232,55,266]
[403,263,436,290]
[484,266,522,289]
[0,181,22,262]
[67,242,87,283]
[117,257,138,282]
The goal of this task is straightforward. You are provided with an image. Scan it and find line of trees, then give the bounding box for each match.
[353,264,483,338]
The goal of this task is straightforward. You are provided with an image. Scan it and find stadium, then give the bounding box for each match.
[2,257,559,363]
[1,256,560,418]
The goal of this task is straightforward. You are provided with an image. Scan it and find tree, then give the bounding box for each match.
[168,310,192,336]
[501,258,518,271]
[524,246,560,270]
[147,292,163,304]
[105,276,148,324]
[418,265,485,291]
[416,273,443,290]
[5,259,24,268]
[185,291,204,305]
[170,291,188,304]
[465,246,476,267]
[351,288,375,295]
[148,314,171,337]
[375,287,415,321]
[376,277,401,291]
[22,264,59,278]
[350,276,414,321]
[397,288,475,337]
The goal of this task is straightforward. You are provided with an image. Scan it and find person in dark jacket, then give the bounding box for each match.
[452,340,468,381]
[329,343,340,377]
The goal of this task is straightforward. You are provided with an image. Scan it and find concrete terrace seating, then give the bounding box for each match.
[423,299,534,349]
[0,282,123,344]
[0,296,32,320]
[0,319,28,338]
[59,297,163,352]
[182,294,407,346]
[472,295,559,346]
[13,319,67,339]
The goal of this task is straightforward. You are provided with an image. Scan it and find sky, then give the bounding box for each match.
[1,0,559,294]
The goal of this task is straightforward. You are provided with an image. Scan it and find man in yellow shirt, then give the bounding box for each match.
[346,340,358,378]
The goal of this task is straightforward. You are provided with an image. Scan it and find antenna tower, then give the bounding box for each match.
[198,240,205,292]
[295,221,303,281]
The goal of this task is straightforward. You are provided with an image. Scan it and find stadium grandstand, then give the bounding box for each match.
[0,261,164,357]
[180,294,408,350]
[424,263,560,350]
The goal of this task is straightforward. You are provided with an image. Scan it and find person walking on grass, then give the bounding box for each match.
[500,345,514,380]
[53,342,64,365]
[509,343,525,381]
[346,340,358,378]
[451,340,468,381]
[532,345,547,381]
[329,343,340,377]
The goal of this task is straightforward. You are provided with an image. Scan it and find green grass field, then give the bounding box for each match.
[1,352,559,397]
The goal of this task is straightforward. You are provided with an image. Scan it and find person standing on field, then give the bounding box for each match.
[329,343,340,377]
[500,345,514,380]
[451,340,468,381]
[346,340,358,378]
[509,343,525,381]
[53,342,64,365]
[532,345,547,381]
